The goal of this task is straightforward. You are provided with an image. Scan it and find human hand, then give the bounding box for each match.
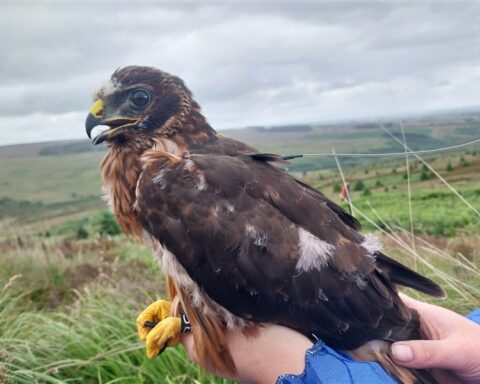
[391,294,480,384]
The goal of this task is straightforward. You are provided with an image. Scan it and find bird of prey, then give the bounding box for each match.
[85,66,445,383]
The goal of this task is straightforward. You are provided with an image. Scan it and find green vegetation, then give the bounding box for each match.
[353,180,365,191]
[0,112,479,383]
[353,186,480,236]
[0,236,230,384]
[47,210,121,238]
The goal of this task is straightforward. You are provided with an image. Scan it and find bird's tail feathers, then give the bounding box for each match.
[350,340,438,384]
[375,252,446,298]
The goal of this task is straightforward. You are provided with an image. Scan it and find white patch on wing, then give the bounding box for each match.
[184,159,196,171]
[195,172,207,191]
[296,227,334,272]
[245,224,267,247]
[153,241,249,330]
[183,159,207,191]
[152,170,167,189]
[317,288,328,301]
[361,233,382,256]
[355,275,367,289]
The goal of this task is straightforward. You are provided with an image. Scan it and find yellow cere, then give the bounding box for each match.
[89,99,104,118]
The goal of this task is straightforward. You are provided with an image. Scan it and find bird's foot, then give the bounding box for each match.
[136,299,181,358]
[144,316,182,358]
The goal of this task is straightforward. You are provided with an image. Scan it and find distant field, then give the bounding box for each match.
[2,112,479,235]
[0,111,479,383]
[0,151,104,204]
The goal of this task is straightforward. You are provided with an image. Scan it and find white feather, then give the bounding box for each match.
[296,227,335,272]
[99,79,118,97]
[361,233,382,256]
[195,172,207,191]
[152,170,167,189]
[246,224,267,247]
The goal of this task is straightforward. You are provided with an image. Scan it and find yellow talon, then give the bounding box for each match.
[145,316,182,359]
[136,299,173,341]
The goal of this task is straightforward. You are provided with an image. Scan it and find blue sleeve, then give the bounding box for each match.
[277,308,480,384]
[466,308,480,324]
[276,341,397,384]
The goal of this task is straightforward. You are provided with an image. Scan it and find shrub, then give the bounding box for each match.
[353,180,365,191]
[420,170,431,181]
[76,226,89,240]
[420,165,433,180]
[99,212,121,236]
[362,188,372,196]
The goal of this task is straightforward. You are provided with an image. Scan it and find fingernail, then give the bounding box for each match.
[391,344,414,362]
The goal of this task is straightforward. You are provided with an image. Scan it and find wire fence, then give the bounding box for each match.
[282,137,480,160]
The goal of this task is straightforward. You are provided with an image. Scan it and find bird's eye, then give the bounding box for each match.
[131,90,150,107]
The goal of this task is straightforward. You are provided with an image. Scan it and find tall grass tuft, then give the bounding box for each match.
[0,236,231,384]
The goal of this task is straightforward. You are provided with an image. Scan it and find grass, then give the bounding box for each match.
[0,229,478,383]
[0,114,479,383]
[0,236,232,384]
[0,152,104,204]
[353,186,480,236]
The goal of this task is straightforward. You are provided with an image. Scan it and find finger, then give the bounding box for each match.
[136,300,172,340]
[145,317,181,359]
[399,293,469,336]
[398,293,421,308]
[398,293,436,314]
[391,340,448,369]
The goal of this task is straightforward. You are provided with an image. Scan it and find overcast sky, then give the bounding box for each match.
[1,1,480,145]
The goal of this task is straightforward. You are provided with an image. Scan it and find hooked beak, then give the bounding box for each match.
[85,99,140,145]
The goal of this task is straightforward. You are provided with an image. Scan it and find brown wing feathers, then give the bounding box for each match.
[136,152,443,353]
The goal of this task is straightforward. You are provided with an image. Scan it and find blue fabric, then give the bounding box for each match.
[276,340,397,384]
[466,308,480,323]
[277,308,480,384]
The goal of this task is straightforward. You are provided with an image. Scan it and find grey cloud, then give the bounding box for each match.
[1,1,480,144]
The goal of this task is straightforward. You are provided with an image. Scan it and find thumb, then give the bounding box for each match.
[391,340,448,369]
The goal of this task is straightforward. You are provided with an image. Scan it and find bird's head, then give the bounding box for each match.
[86,66,194,146]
